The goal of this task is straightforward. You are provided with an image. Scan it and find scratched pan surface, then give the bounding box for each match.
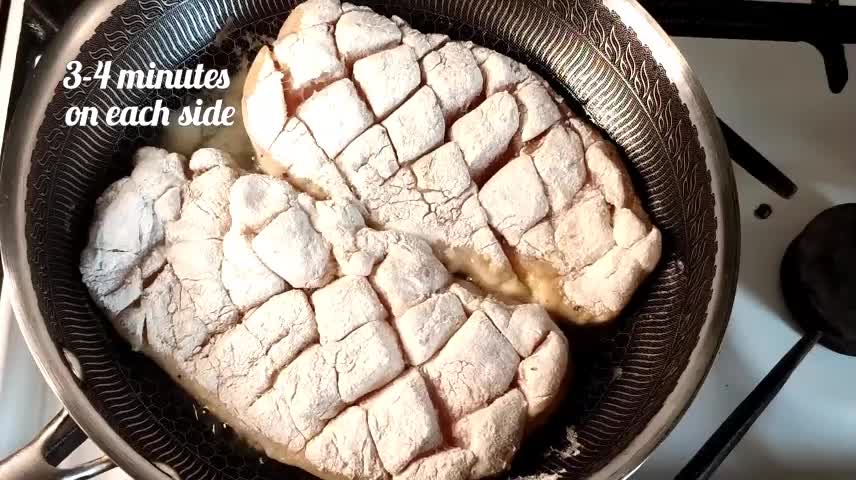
[0,0,739,478]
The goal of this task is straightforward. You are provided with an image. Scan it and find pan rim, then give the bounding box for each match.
[592,1,739,478]
[0,0,739,479]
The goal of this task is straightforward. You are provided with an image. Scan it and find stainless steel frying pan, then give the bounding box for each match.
[0,0,739,478]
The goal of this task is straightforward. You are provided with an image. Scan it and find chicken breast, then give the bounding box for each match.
[247,0,662,324]
[82,142,570,480]
[243,1,660,325]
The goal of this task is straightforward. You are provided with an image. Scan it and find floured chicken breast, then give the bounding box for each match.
[82,146,569,480]
[82,1,664,477]
[243,0,662,325]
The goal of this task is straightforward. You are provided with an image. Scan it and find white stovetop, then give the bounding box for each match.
[1,32,855,480]
[636,37,856,479]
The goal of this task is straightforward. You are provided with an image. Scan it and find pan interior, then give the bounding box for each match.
[23,1,718,478]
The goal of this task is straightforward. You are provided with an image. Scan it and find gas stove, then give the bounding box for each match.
[1,1,855,479]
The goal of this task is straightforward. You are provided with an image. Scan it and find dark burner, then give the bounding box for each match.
[781,204,856,356]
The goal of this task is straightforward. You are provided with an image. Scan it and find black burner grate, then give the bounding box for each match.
[641,0,854,93]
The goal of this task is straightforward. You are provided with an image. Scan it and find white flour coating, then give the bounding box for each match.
[510,474,561,480]
[364,369,443,473]
[281,0,343,36]
[481,300,557,358]
[193,290,317,411]
[335,10,402,63]
[165,165,239,336]
[394,448,475,480]
[368,231,450,316]
[334,124,399,200]
[266,117,358,202]
[140,245,166,280]
[529,125,587,214]
[515,82,563,143]
[470,46,533,97]
[452,389,528,478]
[80,0,671,477]
[392,15,448,60]
[479,154,550,246]
[381,86,445,165]
[393,292,467,365]
[312,275,387,343]
[279,344,345,439]
[297,79,375,158]
[423,311,520,420]
[274,25,346,93]
[243,67,287,151]
[253,205,334,288]
[353,45,421,119]
[325,320,405,402]
[305,407,386,480]
[304,198,376,276]
[449,91,520,178]
[517,331,569,419]
[80,149,174,299]
[222,229,288,310]
[422,42,483,120]
[189,147,234,174]
[228,174,296,231]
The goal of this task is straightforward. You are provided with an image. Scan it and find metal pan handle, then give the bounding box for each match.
[0,409,114,480]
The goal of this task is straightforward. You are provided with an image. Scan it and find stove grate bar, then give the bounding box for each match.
[719,119,798,200]
[640,0,854,92]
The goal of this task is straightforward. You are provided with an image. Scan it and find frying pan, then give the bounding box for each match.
[0,0,739,478]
